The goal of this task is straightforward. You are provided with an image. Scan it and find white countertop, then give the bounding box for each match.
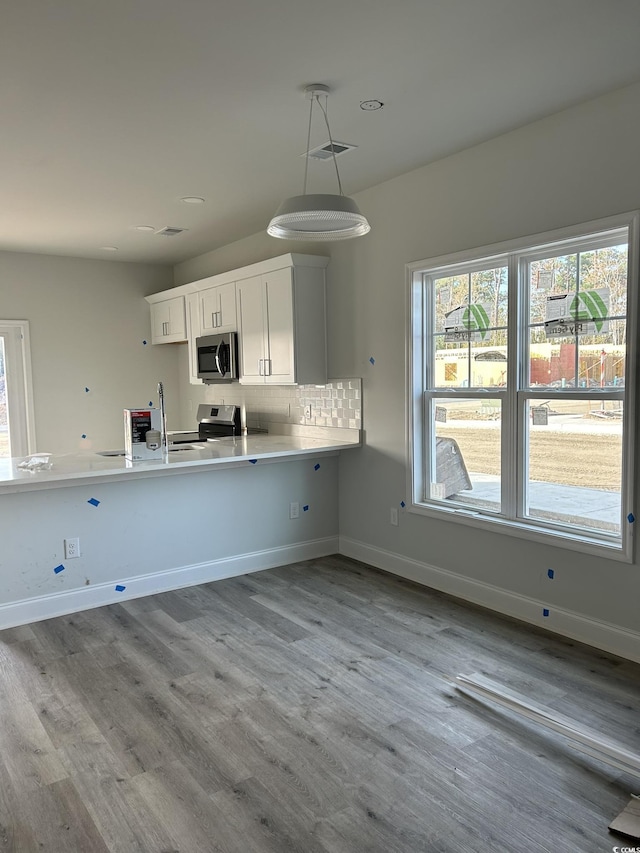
[0,433,360,494]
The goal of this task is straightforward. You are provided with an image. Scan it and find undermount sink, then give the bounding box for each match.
[96,443,204,458]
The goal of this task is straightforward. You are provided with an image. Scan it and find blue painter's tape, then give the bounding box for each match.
[369,356,375,365]
[143,340,148,345]
[547,569,554,579]
[314,463,320,471]
[149,401,154,406]
[81,434,87,439]
[542,608,549,617]
[303,505,309,512]
[87,497,100,507]
[54,564,65,574]
[249,459,257,464]
[400,501,406,508]
[85,387,90,393]
[628,513,635,523]
[115,584,126,592]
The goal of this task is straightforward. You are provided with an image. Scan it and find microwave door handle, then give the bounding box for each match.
[217,341,231,377]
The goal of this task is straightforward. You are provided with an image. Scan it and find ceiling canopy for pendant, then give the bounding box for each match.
[267,85,370,242]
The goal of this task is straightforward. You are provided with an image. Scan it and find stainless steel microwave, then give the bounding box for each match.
[195,332,239,382]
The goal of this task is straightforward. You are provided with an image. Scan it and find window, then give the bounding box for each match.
[408,214,638,559]
[0,321,35,458]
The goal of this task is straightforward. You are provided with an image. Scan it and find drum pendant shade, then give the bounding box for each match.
[267,86,370,241]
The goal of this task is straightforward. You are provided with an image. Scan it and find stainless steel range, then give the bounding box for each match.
[167,404,243,445]
[196,404,241,439]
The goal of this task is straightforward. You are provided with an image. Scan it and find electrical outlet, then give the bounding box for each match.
[64,537,80,559]
[304,404,312,419]
[390,507,399,526]
[289,502,300,519]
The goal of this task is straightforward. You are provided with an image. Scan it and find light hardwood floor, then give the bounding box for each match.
[0,554,638,852]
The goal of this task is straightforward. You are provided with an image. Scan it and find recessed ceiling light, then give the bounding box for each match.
[360,100,384,111]
[99,246,118,251]
[181,196,205,204]
[135,225,155,232]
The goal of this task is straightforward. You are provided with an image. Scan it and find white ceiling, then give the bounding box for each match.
[3,0,640,265]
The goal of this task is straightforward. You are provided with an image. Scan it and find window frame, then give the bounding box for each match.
[0,320,36,458]
[407,212,639,562]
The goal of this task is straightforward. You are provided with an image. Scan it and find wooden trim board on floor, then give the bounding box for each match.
[455,672,640,840]
[455,673,640,779]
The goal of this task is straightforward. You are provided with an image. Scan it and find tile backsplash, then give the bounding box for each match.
[198,378,361,431]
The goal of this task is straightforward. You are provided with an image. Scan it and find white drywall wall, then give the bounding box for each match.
[0,251,177,453]
[0,455,338,624]
[328,82,640,637]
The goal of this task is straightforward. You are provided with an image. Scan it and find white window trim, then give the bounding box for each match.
[0,320,36,457]
[406,212,639,563]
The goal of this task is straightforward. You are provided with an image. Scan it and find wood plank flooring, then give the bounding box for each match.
[1,554,639,852]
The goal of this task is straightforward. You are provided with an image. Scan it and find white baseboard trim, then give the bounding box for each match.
[339,536,640,664]
[0,536,339,631]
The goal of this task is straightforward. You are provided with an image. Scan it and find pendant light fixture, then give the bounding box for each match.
[267,84,371,241]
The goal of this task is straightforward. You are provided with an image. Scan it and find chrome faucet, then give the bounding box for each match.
[157,381,167,455]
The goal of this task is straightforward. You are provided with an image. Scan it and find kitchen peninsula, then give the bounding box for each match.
[0,430,359,494]
[0,430,359,630]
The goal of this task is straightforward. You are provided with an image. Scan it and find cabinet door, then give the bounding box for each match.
[168,298,187,339]
[200,288,219,333]
[264,268,295,384]
[151,301,171,342]
[237,275,266,383]
[150,296,186,344]
[217,282,237,331]
[199,282,237,332]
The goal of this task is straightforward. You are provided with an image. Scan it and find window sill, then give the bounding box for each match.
[408,500,631,563]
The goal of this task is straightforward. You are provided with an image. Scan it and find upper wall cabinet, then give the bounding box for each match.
[198,281,237,334]
[146,253,329,385]
[148,295,187,344]
[237,262,327,386]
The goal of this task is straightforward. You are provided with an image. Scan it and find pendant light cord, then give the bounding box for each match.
[302,92,314,196]
[316,93,344,196]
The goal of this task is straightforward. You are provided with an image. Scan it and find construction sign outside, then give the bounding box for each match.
[544,288,610,338]
[444,303,492,343]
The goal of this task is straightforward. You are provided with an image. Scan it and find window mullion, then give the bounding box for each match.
[501,254,520,519]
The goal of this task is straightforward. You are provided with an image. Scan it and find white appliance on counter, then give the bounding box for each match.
[124,407,162,461]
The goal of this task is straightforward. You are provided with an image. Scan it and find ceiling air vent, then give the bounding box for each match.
[304,141,357,161]
[155,226,188,237]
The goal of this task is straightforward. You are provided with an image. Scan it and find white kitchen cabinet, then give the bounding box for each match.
[145,253,328,385]
[236,263,326,386]
[187,293,203,384]
[149,295,187,344]
[198,281,236,333]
